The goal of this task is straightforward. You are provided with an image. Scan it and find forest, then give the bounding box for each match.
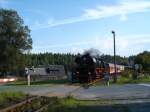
[23,51,150,73]
[24,52,129,69]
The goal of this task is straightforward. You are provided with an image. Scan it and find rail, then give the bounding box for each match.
[0,96,53,112]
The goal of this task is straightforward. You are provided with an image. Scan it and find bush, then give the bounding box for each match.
[121,69,134,78]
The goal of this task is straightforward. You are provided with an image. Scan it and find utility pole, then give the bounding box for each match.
[112,31,117,83]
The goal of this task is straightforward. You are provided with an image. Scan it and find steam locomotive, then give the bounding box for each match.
[71,53,107,83]
[71,53,123,83]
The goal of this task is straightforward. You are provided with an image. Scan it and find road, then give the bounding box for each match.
[0,83,150,100]
[72,84,150,100]
[1,83,150,112]
[0,84,78,97]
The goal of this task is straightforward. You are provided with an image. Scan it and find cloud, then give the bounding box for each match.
[120,14,127,21]
[83,0,150,19]
[34,41,92,49]
[31,17,85,30]
[32,34,150,56]
[0,0,10,8]
[31,0,150,30]
[32,43,87,54]
[97,34,150,56]
[91,34,149,56]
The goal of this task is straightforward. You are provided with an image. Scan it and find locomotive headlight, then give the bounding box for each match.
[88,72,91,74]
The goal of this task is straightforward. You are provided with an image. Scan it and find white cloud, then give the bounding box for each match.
[32,34,150,56]
[110,34,150,56]
[31,17,85,30]
[95,34,150,56]
[120,14,128,21]
[34,41,92,49]
[0,0,10,8]
[82,0,150,20]
[33,41,92,54]
[31,0,150,30]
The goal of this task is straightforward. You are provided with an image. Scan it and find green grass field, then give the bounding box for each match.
[0,93,131,112]
[45,96,130,112]
[0,91,28,109]
[92,76,150,87]
[115,76,150,84]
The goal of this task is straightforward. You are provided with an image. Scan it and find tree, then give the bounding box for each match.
[0,9,32,76]
[134,51,150,72]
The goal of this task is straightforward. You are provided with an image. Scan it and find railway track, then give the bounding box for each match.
[0,78,103,112]
[0,96,56,112]
[68,78,103,96]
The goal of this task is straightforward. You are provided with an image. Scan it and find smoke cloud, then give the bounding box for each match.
[83,48,102,59]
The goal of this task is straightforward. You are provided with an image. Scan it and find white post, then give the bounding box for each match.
[27,74,30,86]
[25,67,30,86]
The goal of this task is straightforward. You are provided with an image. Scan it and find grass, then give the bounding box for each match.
[45,96,130,112]
[117,70,150,84]
[0,91,28,108]
[6,79,69,86]
[92,75,150,87]
[116,76,150,84]
[0,93,131,112]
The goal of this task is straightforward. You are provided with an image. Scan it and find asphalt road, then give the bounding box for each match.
[0,83,150,100]
[0,84,79,97]
[72,84,150,100]
[1,83,150,112]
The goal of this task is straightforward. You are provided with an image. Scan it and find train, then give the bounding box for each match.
[71,53,124,83]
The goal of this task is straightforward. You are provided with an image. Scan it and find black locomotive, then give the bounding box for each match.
[72,53,108,83]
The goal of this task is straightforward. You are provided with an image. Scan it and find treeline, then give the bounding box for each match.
[24,51,150,72]
[24,53,77,69]
[131,51,150,72]
[1,51,149,77]
[101,54,128,65]
[24,53,128,68]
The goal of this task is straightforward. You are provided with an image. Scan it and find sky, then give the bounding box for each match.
[0,0,150,56]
